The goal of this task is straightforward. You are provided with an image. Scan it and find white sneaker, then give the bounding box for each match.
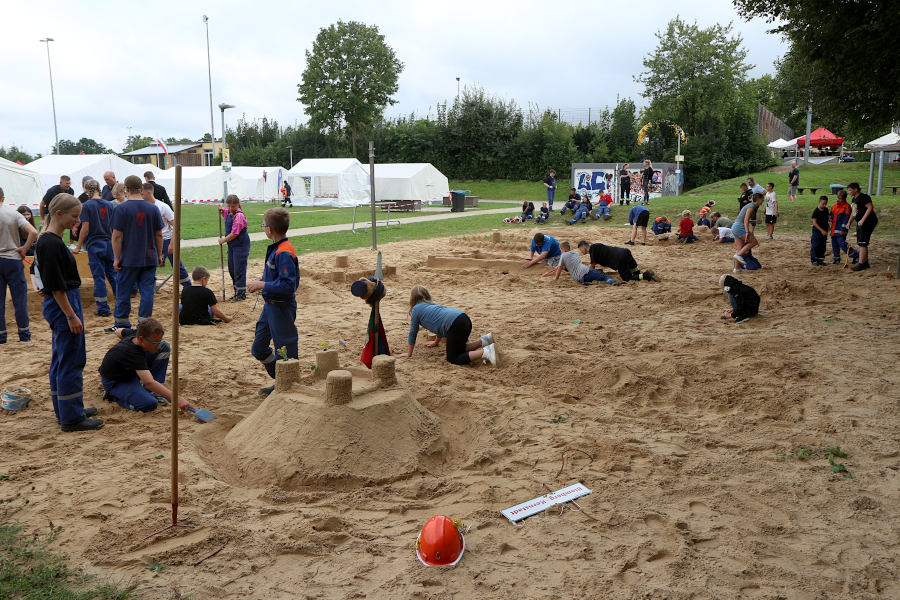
[733,254,747,266]
[482,343,500,367]
[733,268,741,273]
[480,332,494,347]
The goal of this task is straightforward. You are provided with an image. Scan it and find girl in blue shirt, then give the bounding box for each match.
[396,285,498,366]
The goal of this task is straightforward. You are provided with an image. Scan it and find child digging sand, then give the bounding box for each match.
[554,241,621,286]
[180,266,233,325]
[719,274,759,324]
[678,210,698,243]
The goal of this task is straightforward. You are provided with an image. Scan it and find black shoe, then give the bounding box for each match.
[103,326,119,333]
[84,407,98,417]
[850,262,870,271]
[734,316,750,324]
[103,391,115,402]
[61,418,104,432]
[259,385,275,396]
[95,310,111,317]
[642,269,656,282]
[624,241,635,245]
[229,294,246,302]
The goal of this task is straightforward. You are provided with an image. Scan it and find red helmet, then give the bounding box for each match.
[416,515,465,567]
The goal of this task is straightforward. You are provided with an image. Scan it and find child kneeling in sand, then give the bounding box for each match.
[396,285,498,367]
[180,266,233,325]
[555,241,620,286]
[99,317,193,412]
[678,210,698,243]
[719,275,759,324]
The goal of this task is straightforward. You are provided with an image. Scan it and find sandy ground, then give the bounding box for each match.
[1,225,898,599]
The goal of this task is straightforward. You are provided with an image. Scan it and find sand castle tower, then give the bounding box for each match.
[222,352,447,489]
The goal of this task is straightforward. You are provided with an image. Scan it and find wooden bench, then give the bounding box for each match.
[887,185,900,195]
[797,187,820,195]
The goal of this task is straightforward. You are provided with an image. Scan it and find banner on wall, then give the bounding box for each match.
[570,162,679,203]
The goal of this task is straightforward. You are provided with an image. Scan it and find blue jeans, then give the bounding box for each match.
[520,213,534,220]
[42,289,87,425]
[830,234,857,262]
[101,341,170,412]
[252,299,298,379]
[810,229,827,263]
[86,239,117,314]
[547,187,555,209]
[0,257,30,342]
[162,239,191,287]
[114,266,156,328]
[593,205,610,218]
[568,208,588,224]
[227,245,249,296]
[536,214,547,224]
[580,269,616,285]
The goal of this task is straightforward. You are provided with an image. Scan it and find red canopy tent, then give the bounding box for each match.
[797,127,844,148]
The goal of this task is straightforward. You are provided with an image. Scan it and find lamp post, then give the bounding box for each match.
[39,38,59,155]
[203,15,216,164]
[219,103,234,199]
[127,125,132,152]
[286,145,293,168]
[456,77,460,100]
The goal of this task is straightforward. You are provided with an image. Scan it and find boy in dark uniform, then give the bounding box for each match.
[248,207,299,395]
[578,240,656,282]
[810,196,829,265]
[180,266,233,325]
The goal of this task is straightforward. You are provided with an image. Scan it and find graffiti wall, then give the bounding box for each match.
[570,162,679,204]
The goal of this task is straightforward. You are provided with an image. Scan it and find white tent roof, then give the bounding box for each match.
[26,154,162,197]
[769,137,799,149]
[864,132,900,150]
[0,158,43,209]
[287,158,370,207]
[373,163,450,204]
[230,166,285,201]
[156,166,238,203]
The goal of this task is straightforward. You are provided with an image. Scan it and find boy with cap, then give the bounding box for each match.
[111,175,163,329]
[248,207,299,395]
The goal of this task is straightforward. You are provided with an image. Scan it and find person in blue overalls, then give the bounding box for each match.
[111,175,163,329]
[218,194,250,301]
[543,170,556,210]
[74,179,117,318]
[248,207,299,396]
[34,193,103,432]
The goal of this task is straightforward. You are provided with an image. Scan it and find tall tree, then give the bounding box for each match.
[0,145,35,164]
[734,0,899,135]
[57,137,110,155]
[298,21,403,155]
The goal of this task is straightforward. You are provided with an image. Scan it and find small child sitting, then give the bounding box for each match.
[697,206,712,227]
[568,197,592,225]
[592,193,613,220]
[651,216,671,235]
[521,201,535,221]
[180,266,233,325]
[678,210,698,243]
[719,274,759,323]
[535,202,549,224]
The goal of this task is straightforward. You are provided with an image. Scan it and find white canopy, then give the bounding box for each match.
[156,166,238,203]
[230,166,285,202]
[373,163,449,204]
[768,137,799,149]
[26,154,161,197]
[864,131,900,151]
[286,158,370,207]
[0,158,43,209]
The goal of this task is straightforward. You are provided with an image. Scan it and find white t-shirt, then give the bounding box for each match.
[717,227,733,239]
[156,201,175,240]
[765,191,777,215]
[0,205,29,260]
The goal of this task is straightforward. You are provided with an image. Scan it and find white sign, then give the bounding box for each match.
[500,483,592,523]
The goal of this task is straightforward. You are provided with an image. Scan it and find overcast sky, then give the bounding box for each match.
[3,0,786,157]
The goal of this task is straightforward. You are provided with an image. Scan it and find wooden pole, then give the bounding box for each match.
[217,203,226,301]
[369,141,377,250]
[171,165,182,526]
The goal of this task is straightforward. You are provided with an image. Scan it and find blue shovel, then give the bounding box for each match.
[187,407,216,422]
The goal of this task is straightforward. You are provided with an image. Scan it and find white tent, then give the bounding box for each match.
[373,163,449,205]
[0,158,43,210]
[286,158,370,207]
[26,154,161,197]
[767,138,788,149]
[156,166,239,203]
[230,166,284,202]
[864,131,900,151]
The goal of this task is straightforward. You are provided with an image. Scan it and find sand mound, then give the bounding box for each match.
[218,366,447,490]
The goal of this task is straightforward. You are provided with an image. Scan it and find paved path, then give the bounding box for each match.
[181,206,516,248]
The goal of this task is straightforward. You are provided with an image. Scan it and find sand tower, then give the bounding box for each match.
[221,354,447,489]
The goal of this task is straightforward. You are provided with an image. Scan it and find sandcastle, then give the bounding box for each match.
[221,353,447,490]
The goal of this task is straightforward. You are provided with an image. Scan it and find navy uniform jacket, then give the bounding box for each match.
[261,238,299,302]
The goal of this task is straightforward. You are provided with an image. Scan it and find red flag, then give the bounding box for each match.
[360,302,390,368]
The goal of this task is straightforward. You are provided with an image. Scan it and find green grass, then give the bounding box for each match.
[0,520,136,599]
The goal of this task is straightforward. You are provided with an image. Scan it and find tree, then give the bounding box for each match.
[298,21,403,155]
[0,145,35,164]
[734,0,899,135]
[608,97,639,161]
[124,135,154,153]
[57,137,111,154]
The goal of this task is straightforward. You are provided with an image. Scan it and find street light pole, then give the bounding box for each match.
[203,16,216,164]
[219,103,234,199]
[39,38,59,155]
[456,77,460,100]
[287,145,293,168]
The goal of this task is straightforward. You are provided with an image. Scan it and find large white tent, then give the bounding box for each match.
[286,158,370,207]
[0,158,44,209]
[373,163,449,205]
[864,131,900,151]
[156,166,237,203]
[26,154,161,197]
[230,166,285,202]
[863,131,900,195]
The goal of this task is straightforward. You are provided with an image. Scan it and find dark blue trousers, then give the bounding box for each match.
[42,290,87,425]
[810,229,827,264]
[86,239,117,314]
[0,257,30,342]
[114,266,156,328]
[227,245,249,296]
[580,269,616,285]
[101,341,170,412]
[162,239,191,287]
[251,299,298,379]
[830,234,857,263]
